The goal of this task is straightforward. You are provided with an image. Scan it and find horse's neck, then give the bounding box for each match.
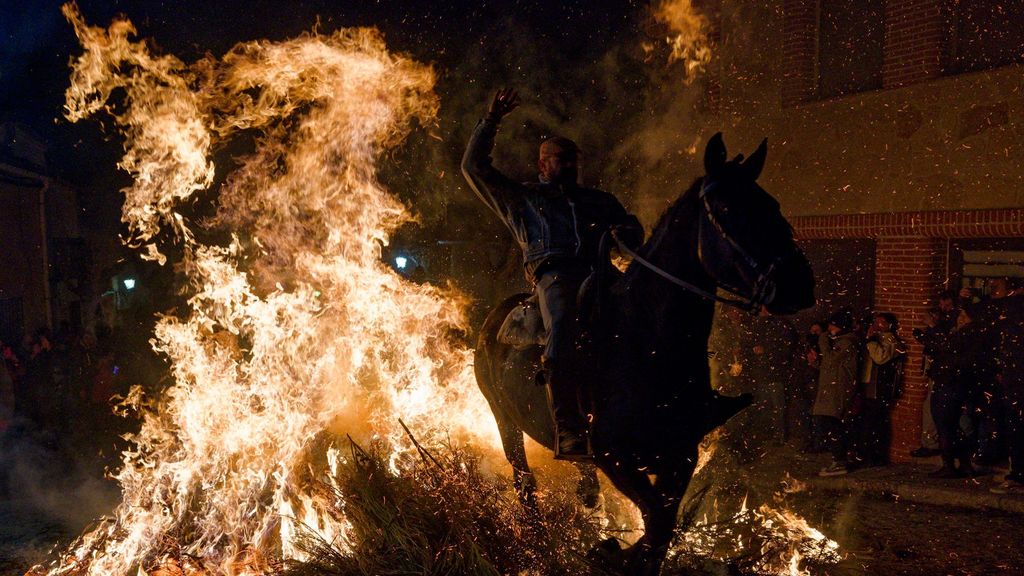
[616,196,716,356]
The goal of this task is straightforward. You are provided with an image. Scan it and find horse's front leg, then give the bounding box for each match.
[573,462,600,508]
[636,458,699,576]
[592,456,666,573]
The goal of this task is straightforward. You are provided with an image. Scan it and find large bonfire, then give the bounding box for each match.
[43,3,841,576]
[52,3,501,575]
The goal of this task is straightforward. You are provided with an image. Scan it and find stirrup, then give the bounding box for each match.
[554,427,593,462]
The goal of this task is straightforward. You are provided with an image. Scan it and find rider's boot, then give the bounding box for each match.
[543,364,593,462]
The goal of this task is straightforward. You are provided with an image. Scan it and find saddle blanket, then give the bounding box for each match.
[496,296,546,350]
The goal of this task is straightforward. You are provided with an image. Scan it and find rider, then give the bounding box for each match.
[461,88,644,460]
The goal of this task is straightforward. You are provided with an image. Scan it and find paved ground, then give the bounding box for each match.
[696,446,1024,576]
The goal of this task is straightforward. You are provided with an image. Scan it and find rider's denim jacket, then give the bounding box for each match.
[461,116,642,282]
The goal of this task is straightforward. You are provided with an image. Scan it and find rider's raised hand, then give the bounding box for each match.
[488,88,520,120]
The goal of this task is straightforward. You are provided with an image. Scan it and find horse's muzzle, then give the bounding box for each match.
[764,250,815,315]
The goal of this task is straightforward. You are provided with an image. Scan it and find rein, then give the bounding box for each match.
[611,178,780,313]
[612,231,757,312]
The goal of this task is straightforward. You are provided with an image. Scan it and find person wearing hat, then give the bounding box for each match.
[812,307,861,476]
[917,304,990,477]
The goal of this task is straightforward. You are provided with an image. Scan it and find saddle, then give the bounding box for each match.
[495,263,620,350]
[496,294,546,350]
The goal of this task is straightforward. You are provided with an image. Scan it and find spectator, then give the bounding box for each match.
[992,290,1024,494]
[709,305,748,397]
[813,308,861,477]
[797,321,826,452]
[910,291,957,458]
[916,306,987,478]
[854,312,906,467]
[0,345,13,434]
[973,278,1012,466]
[746,306,798,446]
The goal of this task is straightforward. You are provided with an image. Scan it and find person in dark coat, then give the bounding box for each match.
[797,321,826,452]
[461,88,644,460]
[992,293,1024,493]
[746,307,798,445]
[916,305,988,478]
[812,308,861,476]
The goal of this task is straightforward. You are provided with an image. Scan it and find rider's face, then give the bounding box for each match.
[538,142,579,185]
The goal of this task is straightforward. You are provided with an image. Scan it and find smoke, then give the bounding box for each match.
[0,422,121,573]
[379,0,722,239]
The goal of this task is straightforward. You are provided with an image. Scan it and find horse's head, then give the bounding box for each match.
[697,133,815,315]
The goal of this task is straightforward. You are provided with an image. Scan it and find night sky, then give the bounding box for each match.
[1,0,647,237]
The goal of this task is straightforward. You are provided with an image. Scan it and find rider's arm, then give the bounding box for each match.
[462,90,523,227]
[602,194,644,250]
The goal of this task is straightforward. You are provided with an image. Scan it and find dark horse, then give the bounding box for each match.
[474,134,816,575]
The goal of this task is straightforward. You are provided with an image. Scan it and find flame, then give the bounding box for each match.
[50,4,499,575]
[652,0,713,78]
[673,491,842,575]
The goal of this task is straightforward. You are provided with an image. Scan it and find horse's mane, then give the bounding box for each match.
[616,177,709,345]
[626,176,704,278]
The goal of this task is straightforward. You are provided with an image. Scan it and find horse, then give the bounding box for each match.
[473,133,816,575]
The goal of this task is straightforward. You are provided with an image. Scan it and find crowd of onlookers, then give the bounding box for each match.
[711,277,1024,494]
[0,322,128,465]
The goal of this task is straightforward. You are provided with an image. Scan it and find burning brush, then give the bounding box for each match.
[47,4,501,575]
[36,4,842,576]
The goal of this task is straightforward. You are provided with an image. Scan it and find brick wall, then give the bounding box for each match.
[782,0,948,104]
[781,0,817,106]
[793,208,1024,461]
[874,237,945,460]
[883,0,945,88]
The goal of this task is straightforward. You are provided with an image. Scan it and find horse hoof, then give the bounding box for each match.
[586,538,626,573]
[706,391,753,433]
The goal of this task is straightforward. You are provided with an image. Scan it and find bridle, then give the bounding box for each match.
[613,178,787,313]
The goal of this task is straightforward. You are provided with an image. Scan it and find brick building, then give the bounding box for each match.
[0,123,89,346]
[701,0,1024,460]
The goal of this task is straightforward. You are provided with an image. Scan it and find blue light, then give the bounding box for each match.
[394,256,408,269]
[123,278,136,290]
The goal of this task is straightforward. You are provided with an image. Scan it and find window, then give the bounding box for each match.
[817,0,886,99]
[950,238,1024,297]
[945,0,1024,74]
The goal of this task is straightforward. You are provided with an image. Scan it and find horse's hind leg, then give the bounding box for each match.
[497,416,537,508]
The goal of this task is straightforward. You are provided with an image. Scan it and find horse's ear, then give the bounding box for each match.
[704,132,727,176]
[741,138,768,181]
